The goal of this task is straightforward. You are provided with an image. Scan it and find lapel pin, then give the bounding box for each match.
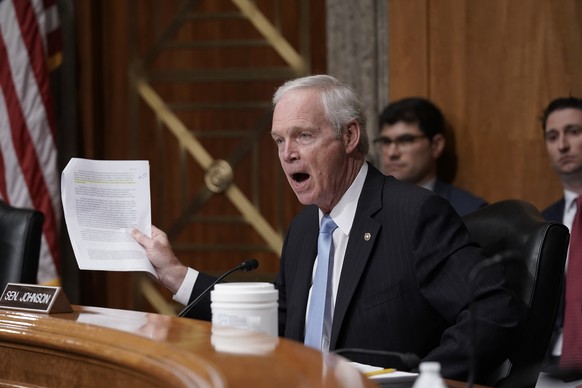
[364,232,371,241]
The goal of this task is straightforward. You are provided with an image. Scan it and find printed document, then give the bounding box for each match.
[61,158,156,276]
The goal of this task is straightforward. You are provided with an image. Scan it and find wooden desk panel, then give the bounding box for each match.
[0,306,374,387]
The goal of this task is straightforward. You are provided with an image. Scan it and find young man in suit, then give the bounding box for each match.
[540,96,582,379]
[542,96,582,222]
[376,97,487,216]
[132,75,520,383]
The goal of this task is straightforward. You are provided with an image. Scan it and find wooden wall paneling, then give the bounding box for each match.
[436,0,581,210]
[72,0,325,311]
[73,0,119,309]
[102,0,138,310]
[387,0,429,100]
[426,0,468,186]
[389,0,582,212]
[136,1,288,309]
[536,0,582,208]
[430,1,533,204]
[132,14,289,261]
[101,0,132,160]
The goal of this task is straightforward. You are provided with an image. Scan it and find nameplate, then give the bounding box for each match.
[0,283,73,314]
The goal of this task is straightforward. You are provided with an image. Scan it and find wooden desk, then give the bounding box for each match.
[0,305,375,387]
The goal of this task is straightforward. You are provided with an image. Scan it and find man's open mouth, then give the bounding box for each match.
[292,173,309,183]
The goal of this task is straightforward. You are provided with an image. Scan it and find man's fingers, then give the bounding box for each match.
[131,228,149,245]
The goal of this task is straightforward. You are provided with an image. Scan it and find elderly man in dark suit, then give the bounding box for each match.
[132,75,520,383]
[376,97,487,216]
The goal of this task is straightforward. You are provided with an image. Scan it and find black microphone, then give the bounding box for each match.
[177,259,259,318]
[466,250,522,388]
[332,348,421,371]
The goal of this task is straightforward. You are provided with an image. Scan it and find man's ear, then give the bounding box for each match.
[431,133,446,159]
[344,121,361,153]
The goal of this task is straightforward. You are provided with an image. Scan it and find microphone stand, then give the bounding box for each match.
[178,259,259,318]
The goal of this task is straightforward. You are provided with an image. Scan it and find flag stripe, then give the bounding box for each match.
[0,0,61,283]
[12,1,62,218]
[0,133,10,202]
[13,0,58,141]
[0,25,60,273]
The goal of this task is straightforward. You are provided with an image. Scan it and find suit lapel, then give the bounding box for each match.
[545,198,565,223]
[330,167,384,348]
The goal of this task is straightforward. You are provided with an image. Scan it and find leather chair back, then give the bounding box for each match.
[0,201,44,292]
[462,199,569,388]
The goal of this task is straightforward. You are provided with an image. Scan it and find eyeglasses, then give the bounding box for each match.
[373,134,427,149]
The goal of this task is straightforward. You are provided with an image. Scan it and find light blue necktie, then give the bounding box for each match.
[304,214,337,349]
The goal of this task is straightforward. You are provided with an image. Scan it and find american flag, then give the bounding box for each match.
[0,0,62,285]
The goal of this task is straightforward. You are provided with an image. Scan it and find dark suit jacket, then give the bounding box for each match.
[276,166,519,382]
[433,178,488,216]
[543,199,565,224]
[187,165,520,382]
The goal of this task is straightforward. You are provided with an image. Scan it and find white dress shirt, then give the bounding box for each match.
[305,162,367,351]
[420,176,437,192]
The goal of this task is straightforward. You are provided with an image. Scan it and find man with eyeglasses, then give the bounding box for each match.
[375,97,487,216]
